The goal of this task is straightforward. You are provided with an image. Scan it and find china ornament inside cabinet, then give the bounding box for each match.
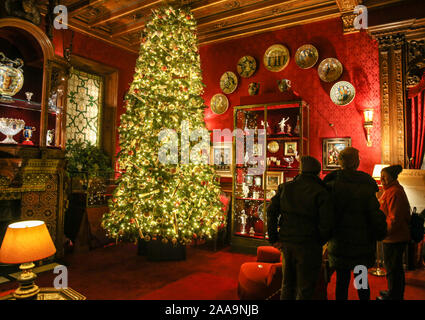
[0,52,24,102]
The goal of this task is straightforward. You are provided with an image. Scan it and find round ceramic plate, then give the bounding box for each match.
[237,56,257,78]
[263,44,290,72]
[295,44,319,69]
[220,71,238,94]
[267,141,279,153]
[318,58,343,82]
[210,93,229,114]
[330,81,356,106]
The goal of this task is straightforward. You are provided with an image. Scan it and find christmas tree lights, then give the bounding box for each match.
[101,6,225,246]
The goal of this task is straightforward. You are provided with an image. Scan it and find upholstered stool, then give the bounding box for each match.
[237,246,283,300]
[256,246,281,263]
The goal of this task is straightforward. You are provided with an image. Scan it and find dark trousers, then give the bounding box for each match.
[335,268,370,300]
[383,242,407,300]
[281,243,322,300]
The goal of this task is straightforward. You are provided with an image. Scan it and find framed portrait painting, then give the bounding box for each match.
[284,141,297,156]
[211,142,233,177]
[266,171,284,190]
[322,138,351,171]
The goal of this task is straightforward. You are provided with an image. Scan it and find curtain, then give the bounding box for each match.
[408,74,425,169]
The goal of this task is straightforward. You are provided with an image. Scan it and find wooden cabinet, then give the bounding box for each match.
[0,18,68,260]
[231,98,309,254]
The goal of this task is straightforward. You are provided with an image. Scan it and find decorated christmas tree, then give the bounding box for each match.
[101,6,225,246]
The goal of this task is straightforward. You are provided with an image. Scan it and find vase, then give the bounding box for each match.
[0,53,24,102]
[22,126,36,145]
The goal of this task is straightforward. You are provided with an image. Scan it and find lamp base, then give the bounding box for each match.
[369,267,386,277]
[13,262,40,299]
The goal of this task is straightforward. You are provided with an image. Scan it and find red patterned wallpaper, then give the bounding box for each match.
[199,17,381,175]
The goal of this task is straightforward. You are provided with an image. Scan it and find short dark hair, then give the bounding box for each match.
[382,165,403,180]
[300,156,321,175]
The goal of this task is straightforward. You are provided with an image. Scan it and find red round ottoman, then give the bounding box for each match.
[237,246,283,300]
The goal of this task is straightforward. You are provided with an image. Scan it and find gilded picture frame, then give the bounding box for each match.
[322,137,351,171]
[266,171,284,190]
[211,141,233,177]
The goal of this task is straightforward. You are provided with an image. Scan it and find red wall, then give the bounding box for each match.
[199,18,381,175]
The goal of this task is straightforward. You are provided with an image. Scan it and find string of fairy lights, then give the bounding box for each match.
[101,6,225,245]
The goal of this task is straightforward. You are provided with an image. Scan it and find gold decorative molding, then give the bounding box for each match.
[369,21,423,168]
[407,40,425,88]
[335,0,362,34]
[341,12,357,34]
[335,0,362,12]
[379,49,391,164]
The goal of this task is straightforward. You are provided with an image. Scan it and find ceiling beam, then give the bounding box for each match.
[89,0,163,28]
[90,0,229,28]
[197,0,327,28]
[69,0,105,17]
[111,0,326,39]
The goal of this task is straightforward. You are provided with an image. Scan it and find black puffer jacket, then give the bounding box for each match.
[324,169,387,269]
[267,173,334,246]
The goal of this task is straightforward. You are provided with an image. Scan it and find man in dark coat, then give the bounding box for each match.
[324,147,387,300]
[267,156,334,300]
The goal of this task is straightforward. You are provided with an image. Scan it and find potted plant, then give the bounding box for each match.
[65,140,113,192]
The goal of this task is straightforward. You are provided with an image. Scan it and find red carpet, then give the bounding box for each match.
[327,269,425,300]
[1,242,424,300]
[140,272,238,300]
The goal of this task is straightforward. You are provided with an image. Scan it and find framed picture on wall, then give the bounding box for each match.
[284,141,297,156]
[322,137,352,171]
[266,171,284,190]
[211,142,233,177]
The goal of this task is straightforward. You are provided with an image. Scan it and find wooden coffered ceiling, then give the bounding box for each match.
[37,0,406,54]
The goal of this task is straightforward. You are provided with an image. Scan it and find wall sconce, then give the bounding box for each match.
[363,109,374,147]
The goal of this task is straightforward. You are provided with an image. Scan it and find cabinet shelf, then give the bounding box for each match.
[266,136,307,141]
[0,98,58,115]
[235,197,270,201]
[234,232,267,239]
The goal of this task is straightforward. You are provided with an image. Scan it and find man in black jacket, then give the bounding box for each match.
[324,147,387,300]
[267,156,334,300]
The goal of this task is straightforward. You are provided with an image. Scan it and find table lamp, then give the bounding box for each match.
[0,220,56,299]
[372,164,390,186]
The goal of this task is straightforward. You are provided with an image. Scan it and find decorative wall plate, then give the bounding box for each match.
[220,71,238,94]
[237,56,257,78]
[210,93,229,114]
[330,81,356,106]
[263,44,290,72]
[295,44,319,69]
[267,141,279,153]
[318,58,343,82]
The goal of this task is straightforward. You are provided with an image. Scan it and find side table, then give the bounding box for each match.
[0,287,86,300]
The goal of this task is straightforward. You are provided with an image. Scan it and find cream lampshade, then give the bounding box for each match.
[0,220,56,299]
[372,164,390,180]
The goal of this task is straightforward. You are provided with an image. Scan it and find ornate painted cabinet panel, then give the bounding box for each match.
[0,155,67,259]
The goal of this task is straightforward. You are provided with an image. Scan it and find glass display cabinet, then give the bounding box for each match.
[0,18,69,260]
[231,99,309,253]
